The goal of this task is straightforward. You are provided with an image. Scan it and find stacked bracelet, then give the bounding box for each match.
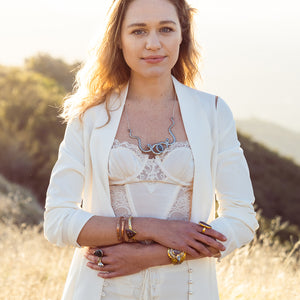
[117,217,125,242]
[116,216,137,242]
[167,248,186,265]
[126,216,137,241]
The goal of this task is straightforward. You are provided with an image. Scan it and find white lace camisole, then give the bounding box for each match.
[109,139,194,221]
[99,140,195,300]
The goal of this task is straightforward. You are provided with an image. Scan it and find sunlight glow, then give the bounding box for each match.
[0,0,299,131]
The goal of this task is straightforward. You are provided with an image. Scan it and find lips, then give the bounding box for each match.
[142,56,166,64]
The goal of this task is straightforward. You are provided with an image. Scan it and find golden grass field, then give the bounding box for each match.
[0,219,299,300]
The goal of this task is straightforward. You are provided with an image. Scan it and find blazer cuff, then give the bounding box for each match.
[210,216,256,259]
[66,210,95,247]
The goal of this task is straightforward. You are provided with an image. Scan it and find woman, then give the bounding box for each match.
[44,0,259,299]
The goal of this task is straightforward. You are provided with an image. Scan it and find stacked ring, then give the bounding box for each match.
[198,221,212,234]
[94,249,104,267]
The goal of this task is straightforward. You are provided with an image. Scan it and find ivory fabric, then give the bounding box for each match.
[102,140,193,299]
[44,76,259,300]
[109,139,193,220]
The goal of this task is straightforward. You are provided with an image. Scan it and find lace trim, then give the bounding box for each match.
[110,185,132,218]
[112,139,190,161]
[111,139,192,183]
[167,186,192,221]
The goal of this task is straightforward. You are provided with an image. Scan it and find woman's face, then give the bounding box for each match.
[120,0,182,80]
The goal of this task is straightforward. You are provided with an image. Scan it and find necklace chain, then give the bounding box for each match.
[125,98,177,155]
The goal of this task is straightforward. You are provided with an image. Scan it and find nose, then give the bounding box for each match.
[145,31,162,50]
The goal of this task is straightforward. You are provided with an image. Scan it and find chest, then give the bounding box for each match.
[115,100,188,148]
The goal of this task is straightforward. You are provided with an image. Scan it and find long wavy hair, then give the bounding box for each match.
[61,0,201,123]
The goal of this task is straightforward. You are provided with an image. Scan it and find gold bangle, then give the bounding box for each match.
[121,217,126,242]
[167,248,186,265]
[126,216,137,241]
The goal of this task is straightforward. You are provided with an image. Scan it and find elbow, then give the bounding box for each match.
[238,211,259,246]
[43,206,94,248]
[43,209,68,247]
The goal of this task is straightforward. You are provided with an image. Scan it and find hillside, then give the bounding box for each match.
[0,174,43,226]
[0,54,299,238]
[237,118,300,165]
[238,132,300,237]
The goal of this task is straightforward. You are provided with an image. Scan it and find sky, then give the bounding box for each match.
[1,0,300,133]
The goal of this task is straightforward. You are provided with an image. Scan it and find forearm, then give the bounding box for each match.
[141,243,172,268]
[79,216,225,258]
[77,216,156,247]
[140,243,219,269]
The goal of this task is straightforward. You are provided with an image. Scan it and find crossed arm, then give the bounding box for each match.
[79,216,226,278]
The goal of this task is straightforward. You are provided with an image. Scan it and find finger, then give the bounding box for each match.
[87,261,115,273]
[85,254,98,264]
[86,261,106,271]
[189,241,213,257]
[194,234,226,252]
[198,227,227,241]
[184,246,200,258]
[85,247,99,256]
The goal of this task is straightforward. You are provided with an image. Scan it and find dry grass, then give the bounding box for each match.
[0,222,73,300]
[0,220,299,300]
[217,231,300,299]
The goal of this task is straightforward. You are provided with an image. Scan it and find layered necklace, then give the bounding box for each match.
[125,97,177,155]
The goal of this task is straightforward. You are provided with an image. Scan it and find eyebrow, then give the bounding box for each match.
[127,20,177,28]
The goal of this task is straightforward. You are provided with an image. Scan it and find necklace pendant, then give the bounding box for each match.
[128,117,176,155]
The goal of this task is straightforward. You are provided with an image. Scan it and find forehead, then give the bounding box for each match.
[123,0,179,25]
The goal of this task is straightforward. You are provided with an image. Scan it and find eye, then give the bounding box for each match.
[132,29,146,35]
[160,27,174,33]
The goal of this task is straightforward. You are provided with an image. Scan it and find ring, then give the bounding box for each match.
[94,249,104,257]
[97,257,104,267]
[94,249,104,267]
[198,221,212,234]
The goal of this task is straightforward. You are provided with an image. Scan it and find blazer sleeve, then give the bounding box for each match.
[44,118,94,247]
[209,97,259,258]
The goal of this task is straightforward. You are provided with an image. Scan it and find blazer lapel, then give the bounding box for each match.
[89,84,129,216]
[89,77,214,221]
[172,77,214,222]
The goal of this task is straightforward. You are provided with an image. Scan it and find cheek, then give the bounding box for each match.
[168,39,181,58]
[121,39,138,60]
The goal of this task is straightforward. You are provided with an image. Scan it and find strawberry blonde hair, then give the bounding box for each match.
[61,0,201,123]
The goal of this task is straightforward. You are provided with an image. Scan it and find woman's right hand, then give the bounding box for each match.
[141,219,227,258]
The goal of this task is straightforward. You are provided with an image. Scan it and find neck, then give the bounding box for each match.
[127,74,175,104]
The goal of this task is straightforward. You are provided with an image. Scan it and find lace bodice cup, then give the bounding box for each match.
[108,140,194,221]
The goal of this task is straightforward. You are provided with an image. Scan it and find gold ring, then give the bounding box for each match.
[97,257,104,267]
[198,221,212,229]
[94,249,104,267]
[198,221,212,234]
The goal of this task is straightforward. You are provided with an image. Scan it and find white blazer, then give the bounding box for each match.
[44,77,258,300]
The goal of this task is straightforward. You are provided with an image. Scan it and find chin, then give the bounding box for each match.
[134,68,171,80]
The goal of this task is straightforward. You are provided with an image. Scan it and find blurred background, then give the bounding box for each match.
[0,1,299,299]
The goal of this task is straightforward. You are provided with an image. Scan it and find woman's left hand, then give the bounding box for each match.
[84,243,152,279]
